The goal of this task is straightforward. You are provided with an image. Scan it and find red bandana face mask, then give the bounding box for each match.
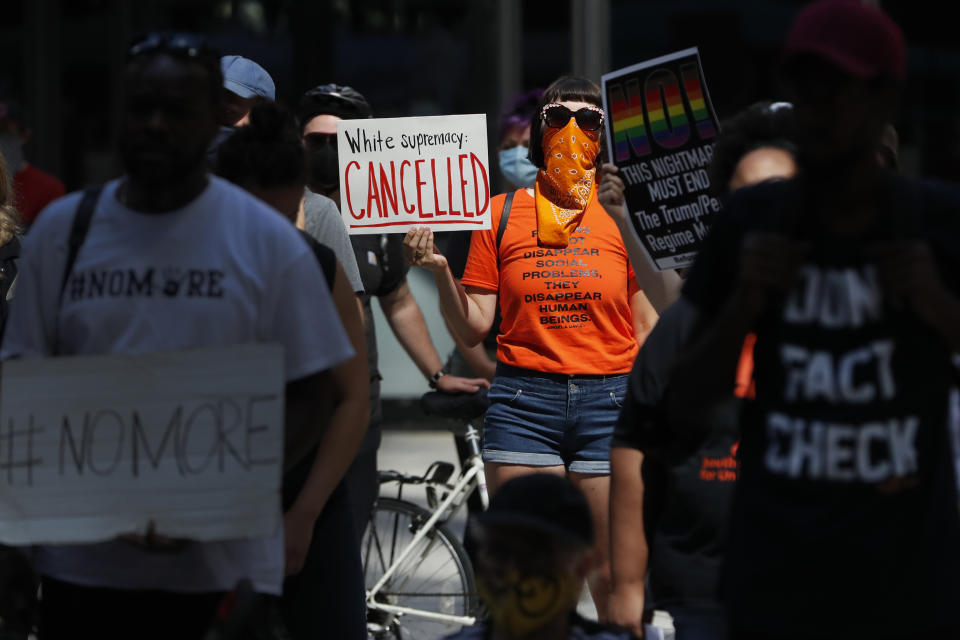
[534,119,600,248]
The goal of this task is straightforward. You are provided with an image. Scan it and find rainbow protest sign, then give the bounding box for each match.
[602,48,720,271]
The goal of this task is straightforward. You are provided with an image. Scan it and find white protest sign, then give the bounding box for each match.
[337,114,492,234]
[0,343,284,545]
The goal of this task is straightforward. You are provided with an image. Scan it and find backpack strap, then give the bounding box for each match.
[53,185,102,355]
[495,190,515,266]
[59,185,103,299]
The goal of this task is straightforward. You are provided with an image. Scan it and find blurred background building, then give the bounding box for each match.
[1,0,954,399]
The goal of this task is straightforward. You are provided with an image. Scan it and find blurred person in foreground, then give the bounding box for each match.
[0,32,353,639]
[669,2,960,637]
[443,473,638,640]
[215,101,369,639]
[607,101,798,640]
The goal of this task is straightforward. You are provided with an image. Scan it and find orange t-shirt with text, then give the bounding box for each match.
[460,188,639,374]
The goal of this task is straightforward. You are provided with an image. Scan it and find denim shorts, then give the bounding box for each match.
[482,363,628,474]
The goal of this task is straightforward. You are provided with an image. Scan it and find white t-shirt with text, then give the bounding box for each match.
[1,176,354,594]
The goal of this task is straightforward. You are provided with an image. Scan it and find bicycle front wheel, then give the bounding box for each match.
[363,497,477,639]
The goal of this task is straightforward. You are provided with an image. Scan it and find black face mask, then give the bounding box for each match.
[305,145,340,195]
[206,125,235,165]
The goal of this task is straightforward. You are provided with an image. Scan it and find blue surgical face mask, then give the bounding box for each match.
[498,146,539,189]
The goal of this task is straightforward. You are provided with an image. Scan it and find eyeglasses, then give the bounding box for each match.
[540,103,604,131]
[303,132,338,149]
[127,32,217,62]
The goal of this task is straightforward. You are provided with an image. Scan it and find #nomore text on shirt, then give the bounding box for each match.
[67,267,226,300]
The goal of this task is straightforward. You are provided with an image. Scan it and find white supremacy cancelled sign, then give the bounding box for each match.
[338,114,492,234]
[0,344,284,545]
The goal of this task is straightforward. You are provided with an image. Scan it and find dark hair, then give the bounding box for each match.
[499,88,543,143]
[528,75,603,169]
[708,101,797,196]
[215,102,305,190]
[125,32,223,107]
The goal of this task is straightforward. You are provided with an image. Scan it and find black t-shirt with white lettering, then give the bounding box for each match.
[682,175,960,636]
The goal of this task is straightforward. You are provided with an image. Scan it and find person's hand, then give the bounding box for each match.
[733,231,808,318]
[607,583,645,637]
[118,521,190,553]
[739,231,808,292]
[403,226,448,272]
[597,162,628,224]
[283,506,318,576]
[435,373,491,394]
[867,240,948,321]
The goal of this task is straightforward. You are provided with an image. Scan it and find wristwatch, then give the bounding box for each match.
[429,369,447,389]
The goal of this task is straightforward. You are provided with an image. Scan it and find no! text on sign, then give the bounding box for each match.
[338,114,492,234]
[602,48,722,271]
[0,343,284,545]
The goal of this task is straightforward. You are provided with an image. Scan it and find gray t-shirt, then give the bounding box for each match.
[1,176,354,595]
[302,190,363,294]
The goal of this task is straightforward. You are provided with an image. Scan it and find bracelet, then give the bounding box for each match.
[429,369,447,389]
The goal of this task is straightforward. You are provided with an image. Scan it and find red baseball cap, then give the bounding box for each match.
[783,0,906,81]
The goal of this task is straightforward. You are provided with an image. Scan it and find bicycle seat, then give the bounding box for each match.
[420,388,490,421]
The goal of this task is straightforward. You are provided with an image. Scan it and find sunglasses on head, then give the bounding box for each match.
[127,32,217,62]
[540,103,604,132]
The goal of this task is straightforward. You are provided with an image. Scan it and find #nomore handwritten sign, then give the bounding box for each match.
[338,114,492,234]
[0,344,284,545]
[602,48,722,271]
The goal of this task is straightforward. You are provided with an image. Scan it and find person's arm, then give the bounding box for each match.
[378,278,490,393]
[608,446,648,637]
[598,163,683,312]
[442,314,497,381]
[284,264,369,576]
[630,289,658,346]
[403,226,498,348]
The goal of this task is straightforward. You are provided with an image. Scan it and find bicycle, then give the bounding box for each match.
[363,389,490,640]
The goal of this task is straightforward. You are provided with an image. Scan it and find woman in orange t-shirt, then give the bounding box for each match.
[404,75,658,616]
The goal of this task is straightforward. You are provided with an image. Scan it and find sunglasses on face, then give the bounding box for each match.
[303,132,337,149]
[540,103,604,131]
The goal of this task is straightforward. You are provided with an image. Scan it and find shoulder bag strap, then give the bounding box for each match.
[54,184,103,355]
[59,185,103,299]
[495,190,516,267]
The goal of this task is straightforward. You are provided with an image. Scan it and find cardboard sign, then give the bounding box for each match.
[0,344,284,545]
[602,48,721,270]
[338,114,492,234]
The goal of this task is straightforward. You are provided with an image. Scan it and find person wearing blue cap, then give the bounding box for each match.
[220,55,275,127]
[206,55,277,162]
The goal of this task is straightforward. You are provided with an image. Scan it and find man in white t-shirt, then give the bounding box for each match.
[0,33,354,639]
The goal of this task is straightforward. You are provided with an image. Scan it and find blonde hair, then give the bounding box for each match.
[0,152,21,246]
